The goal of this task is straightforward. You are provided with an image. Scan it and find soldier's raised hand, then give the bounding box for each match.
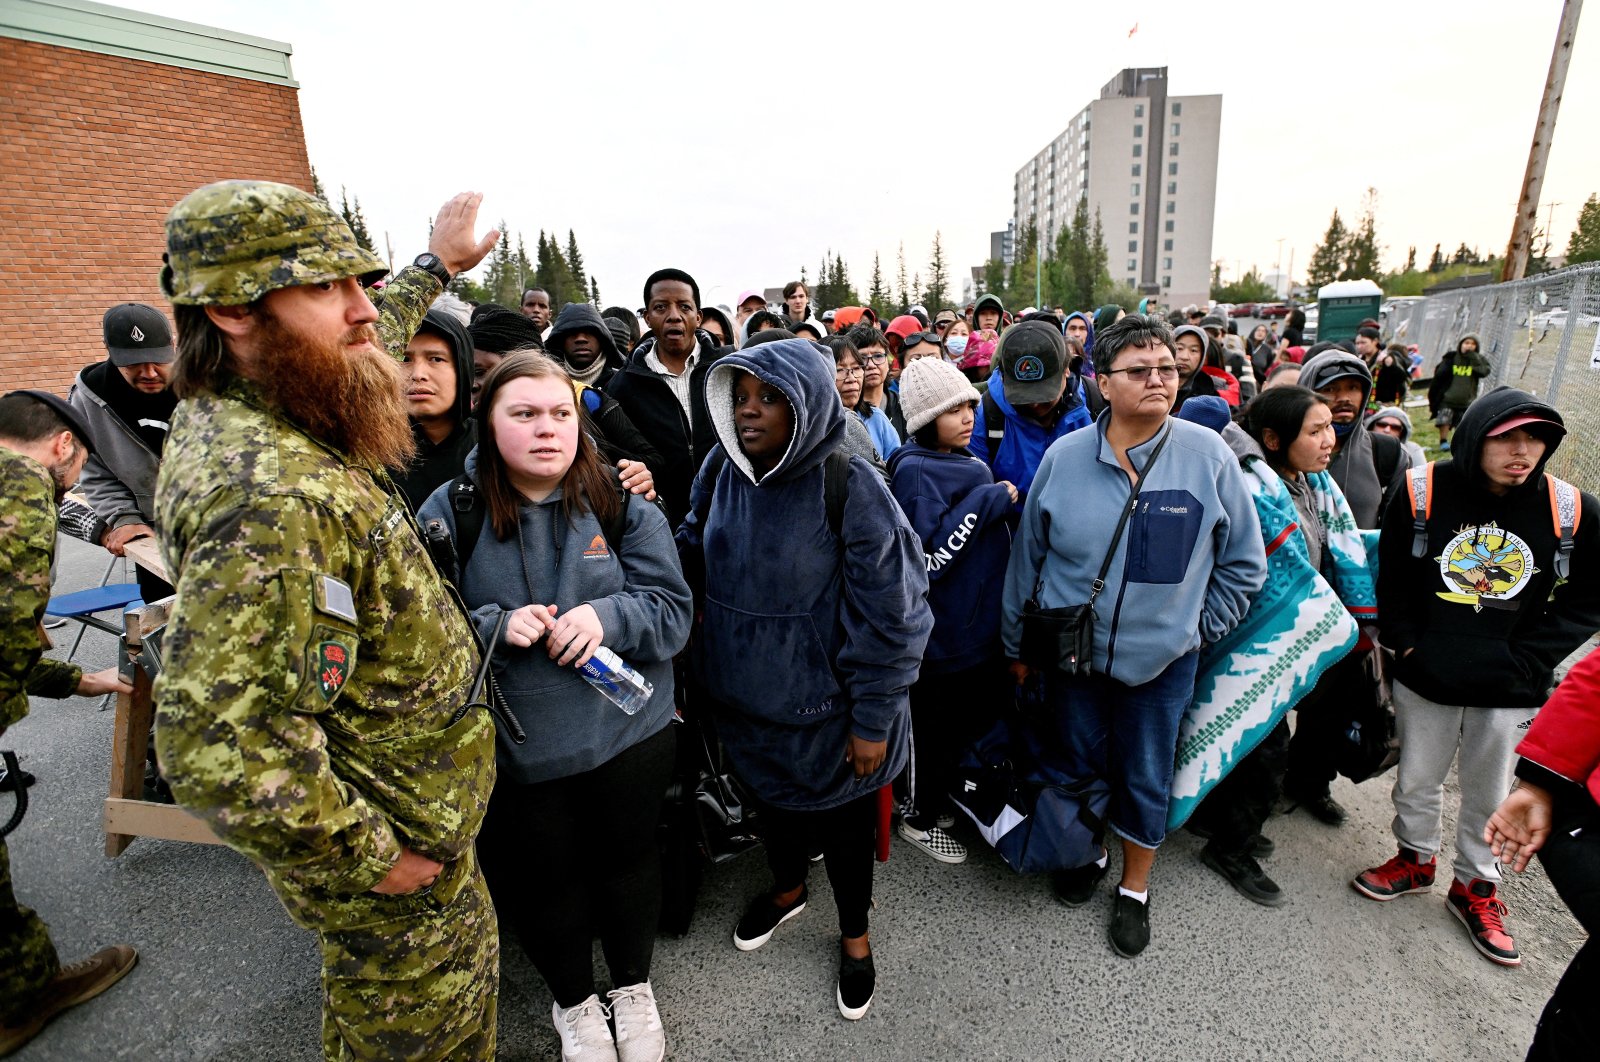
[428,192,500,277]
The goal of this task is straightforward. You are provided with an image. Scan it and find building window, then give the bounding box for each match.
[1165,220,1175,233]
[1128,276,1138,285]
[1172,101,1182,116]
[1135,103,1144,117]
[1169,142,1179,157]
[1131,183,1140,196]
[1171,123,1180,137]
[1166,201,1176,214]
[1164,239,1174,251]
[1131,163,1141,177]
[1134,123,1143,137]
[1128,241,1138,252]
[1164,257,1173,270]
[1129,222,1139,234]
[1133,144,1142,157]
[1163,275,1172,288]
[1169,162,1178,176]
[1168,181,1177,195]
[1127,259,1138,271]
[1130,202,1140,215]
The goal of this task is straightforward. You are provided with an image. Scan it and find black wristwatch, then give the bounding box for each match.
[412,252,452,287]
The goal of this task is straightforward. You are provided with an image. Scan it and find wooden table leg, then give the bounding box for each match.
[104,660,153,857]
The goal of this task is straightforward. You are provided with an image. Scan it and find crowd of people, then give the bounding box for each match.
[1,181,1597,1062]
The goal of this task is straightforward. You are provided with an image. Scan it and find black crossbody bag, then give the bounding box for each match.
[1019,425,1172,676]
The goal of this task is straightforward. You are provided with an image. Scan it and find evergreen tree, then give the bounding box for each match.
[1428,243,1445,273]
[868,253,891,316]
[1065,198,1098,311]
[1342,189,1381,280]
[1007,218,1040,310]
[564,230,587,309]
[310,166,328,203]
[339,187,376,253]
[1404,245,1417,273]
[1565,193,1600,265]
[832,253,860,308]
[1088,208,1114,307]
[981,258,1007,300]
[589,275,601,306]
[1307,209,1349,289]
[480,220,518,306]
[514,234,533,297]
[1451,242,1480,266]
[923,231,950,312]
[895,243,909,310]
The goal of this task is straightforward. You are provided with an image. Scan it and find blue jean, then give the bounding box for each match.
[1047,652,1200,850]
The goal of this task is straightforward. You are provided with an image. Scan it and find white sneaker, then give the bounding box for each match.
[898,821,968,864]
[607,981,666,1062]
[553,995,618,1061]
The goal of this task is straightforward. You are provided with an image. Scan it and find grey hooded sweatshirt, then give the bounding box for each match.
[1299,349,1411,529]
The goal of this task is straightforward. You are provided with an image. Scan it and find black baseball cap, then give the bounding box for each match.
[103,303,175,366]
[996,321,1066,404]
[6,389,96,453]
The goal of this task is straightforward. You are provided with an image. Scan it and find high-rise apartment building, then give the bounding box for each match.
[1012,67,1220,310]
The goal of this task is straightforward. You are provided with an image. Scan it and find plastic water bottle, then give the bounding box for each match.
[577,647,654,716]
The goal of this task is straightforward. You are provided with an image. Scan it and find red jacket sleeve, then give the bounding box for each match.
[1517,647,1600,804]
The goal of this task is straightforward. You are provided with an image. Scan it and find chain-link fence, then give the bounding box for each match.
[1383,261,1600,492]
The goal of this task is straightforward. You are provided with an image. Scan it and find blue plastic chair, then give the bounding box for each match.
[44,584,144,661]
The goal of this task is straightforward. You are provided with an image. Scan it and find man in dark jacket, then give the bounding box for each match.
[1299,349,1410,530]
[1354,388,1600,968]
[606,269,728,526]
[394,306,477,511]
[67,304,180,600]
[1427,332,1492,450]
[546,302,627,391]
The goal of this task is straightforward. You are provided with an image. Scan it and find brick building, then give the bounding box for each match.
[0,0,311,395]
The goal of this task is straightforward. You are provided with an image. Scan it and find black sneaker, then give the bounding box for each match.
[732,886,807,952]
[1050,855,1109,908]
[836,943,875,1020]
[1201,843,1286,907]
[1285,792,1347,826]
[1108,893,1151,958]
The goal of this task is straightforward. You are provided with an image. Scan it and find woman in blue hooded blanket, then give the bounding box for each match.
[676,337,933,1022]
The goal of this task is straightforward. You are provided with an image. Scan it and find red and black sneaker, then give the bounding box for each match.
[1351,846,1436,901]
[1447,878,1522,967]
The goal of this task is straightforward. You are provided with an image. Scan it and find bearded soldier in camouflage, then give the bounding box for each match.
[151,181,502,1061]
[0,390,138,1056]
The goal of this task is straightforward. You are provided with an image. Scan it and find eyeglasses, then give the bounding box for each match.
[1104,364,1180,382]
[859,353,888,367]
[835,365,864,379]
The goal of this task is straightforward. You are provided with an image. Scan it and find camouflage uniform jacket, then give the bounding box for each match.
[152,371,495,932]
[1,446,83,732]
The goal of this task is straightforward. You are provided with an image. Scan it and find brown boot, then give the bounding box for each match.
[0,945,138,1057]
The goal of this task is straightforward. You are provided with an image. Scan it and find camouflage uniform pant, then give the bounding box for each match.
[318,854,499,1061]
[0,834,60,1023]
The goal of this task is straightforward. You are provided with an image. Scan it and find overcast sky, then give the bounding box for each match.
[137,0,1598,309]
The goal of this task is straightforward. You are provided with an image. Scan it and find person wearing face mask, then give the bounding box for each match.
[1173,389,1375,909]
[942,318,971,365]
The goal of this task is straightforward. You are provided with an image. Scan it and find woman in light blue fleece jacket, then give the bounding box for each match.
[1001,315,1266,959]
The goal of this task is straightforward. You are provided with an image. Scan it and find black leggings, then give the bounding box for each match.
[1284,652,1365,800]
[759,790,878,938]
[478,723,675,1008]
[905,661,1001,829]
[1527,790,1599,1061]
[1194,717,1290,855]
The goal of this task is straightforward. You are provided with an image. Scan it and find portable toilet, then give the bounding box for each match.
[1316,279,1383,345]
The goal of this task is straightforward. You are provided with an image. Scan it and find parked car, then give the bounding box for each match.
[1258,303,1290,319]
[1229,303,1257,318]
[1301,306,1319,344]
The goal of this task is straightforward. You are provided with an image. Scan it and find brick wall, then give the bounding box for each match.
[0,37,312,395]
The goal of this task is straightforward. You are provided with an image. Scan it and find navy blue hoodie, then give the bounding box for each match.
[676,338,933,810]
[887,440,1013,673]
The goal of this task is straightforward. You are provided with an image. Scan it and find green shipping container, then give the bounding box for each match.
[1316,280,1383,344]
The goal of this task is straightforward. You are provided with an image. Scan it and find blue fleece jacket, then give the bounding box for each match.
[858,402,900,458]
[1001,413,1267,686]
[888,440,1013,673]
[968,371,1094,509]
[676,338,933,811]
[419,462,693,785]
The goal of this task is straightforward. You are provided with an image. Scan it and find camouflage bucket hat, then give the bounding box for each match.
[160,180,389,306]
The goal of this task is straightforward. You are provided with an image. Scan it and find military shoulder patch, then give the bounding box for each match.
[316,640,353,700]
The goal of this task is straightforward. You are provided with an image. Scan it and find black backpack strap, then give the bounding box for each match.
[822,448,853,539]
[981,390,1005,469]
[422,473,484,586]
[599,465,635,555]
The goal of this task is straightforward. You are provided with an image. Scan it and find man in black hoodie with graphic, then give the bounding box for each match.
[1353,388,1600,968]
[606,269,728,526]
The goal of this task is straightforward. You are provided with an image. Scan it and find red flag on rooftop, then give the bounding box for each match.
[1128,22,1139,38]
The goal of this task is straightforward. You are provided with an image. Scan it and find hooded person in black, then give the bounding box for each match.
[1298,348,1409,529]
[547,302,628,391]
[1357,388,1600,965]
[393,307,477,511]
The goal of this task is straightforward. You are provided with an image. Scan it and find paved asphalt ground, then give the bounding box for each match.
[8,534,1588,1061]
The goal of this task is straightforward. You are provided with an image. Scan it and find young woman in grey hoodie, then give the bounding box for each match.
[419,352,691,1062]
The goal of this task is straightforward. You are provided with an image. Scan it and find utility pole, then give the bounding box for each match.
[1502,0,1583,282]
